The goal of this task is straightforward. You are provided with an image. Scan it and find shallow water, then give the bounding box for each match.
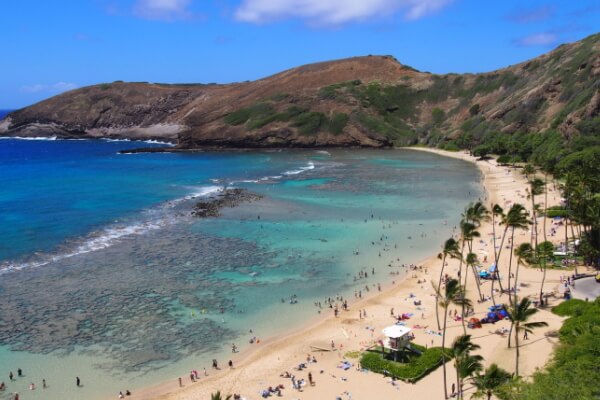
[0,141,482,399]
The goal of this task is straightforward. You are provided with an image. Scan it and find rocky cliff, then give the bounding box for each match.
[1,33,598,149]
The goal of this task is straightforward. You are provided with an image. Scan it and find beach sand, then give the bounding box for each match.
[130,148,583,400]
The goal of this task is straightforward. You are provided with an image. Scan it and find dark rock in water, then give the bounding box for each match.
[192,189,263,218]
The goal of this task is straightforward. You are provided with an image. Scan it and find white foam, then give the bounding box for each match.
[102,138,175,146]
[283,161,315,176]
[0,185,224,275]
[185,186,224,199]
[0,135,57,141]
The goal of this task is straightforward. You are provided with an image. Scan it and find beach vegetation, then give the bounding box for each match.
[506,297,548,376]
[433,278,471,398]
[344,350,361,359]
[435,238,461,330]
[499,203,531,309]
[360,344,452,383]
[451,334,483,399]
[471,363,513,400]
[210,391,232,400]
[517,299,600,399]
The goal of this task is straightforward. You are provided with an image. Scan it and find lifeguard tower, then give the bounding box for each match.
[382,325,418,361]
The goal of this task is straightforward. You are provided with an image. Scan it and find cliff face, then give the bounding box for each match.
[1,33,599,148]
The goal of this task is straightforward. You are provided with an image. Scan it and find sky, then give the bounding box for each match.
[1,0,598,109]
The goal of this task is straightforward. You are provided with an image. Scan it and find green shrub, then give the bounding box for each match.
[327,113,349,135]
[520,298,600,399]
[224,103,275,127]
[496,154,512,164]
[360,345,451,383]
[552,299,590,317]
[545,206,569,218]
[432,108,445,125]
[293,112,326,135]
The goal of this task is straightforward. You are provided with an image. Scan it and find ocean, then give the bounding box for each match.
[0,139,482,399]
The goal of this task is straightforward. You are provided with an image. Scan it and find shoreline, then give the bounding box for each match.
[127,147,571,400]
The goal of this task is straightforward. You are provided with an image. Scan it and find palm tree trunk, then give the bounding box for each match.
[539,175,548,306]
[456,364,460,399]
[436,254,447,331]
[472,263,484,301]
[515,326,520,376]
[458,240,466,282]
[462,266,468,334]
[442,307,449,399]
[514,261,521,309]
[491,213,498,307]
[495,226,510,297]
[530,193,535,246]
[507,228,516,306]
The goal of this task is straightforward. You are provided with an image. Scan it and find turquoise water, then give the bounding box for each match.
[0,141,482,400]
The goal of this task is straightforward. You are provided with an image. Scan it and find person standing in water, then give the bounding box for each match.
[76,377,81,387]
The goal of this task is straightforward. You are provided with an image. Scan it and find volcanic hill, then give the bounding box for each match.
[1,33,598,149]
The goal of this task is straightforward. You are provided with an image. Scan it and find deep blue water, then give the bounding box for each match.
[0,109,12,119]
[0,140,312,263]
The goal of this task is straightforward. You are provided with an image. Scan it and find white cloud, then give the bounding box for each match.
[21,82,78,94]
[234,0,453,25]
[133,0,192,20]
[514,32,558,47]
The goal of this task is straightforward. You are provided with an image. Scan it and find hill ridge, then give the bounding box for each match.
[1,33,598,149]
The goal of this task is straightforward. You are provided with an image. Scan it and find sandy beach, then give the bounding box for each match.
[130,148,580,400]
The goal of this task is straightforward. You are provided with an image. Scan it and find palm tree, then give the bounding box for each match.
[471,363,513,400]
[434,278,472,399]
[507,297,548,376]
[513,243,533,306]
[490,204,505,306]
[501,204,531,304]
[527,178,545,247]
[522,164,535,180]
[463,202,489,300]
[463,252,482,331]
[536,241,554,306]
[211,391,232,400]
[436,238,461,330]
[458,220,480,311]
[451,334,483,399]
[464,201,490,229]
[459,203,489,300]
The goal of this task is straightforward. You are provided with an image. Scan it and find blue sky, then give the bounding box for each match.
[1,0,598,109]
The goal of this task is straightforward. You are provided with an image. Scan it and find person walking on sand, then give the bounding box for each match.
[308,372,314,386]
[228,360,233,369]
[178,377,182,387]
